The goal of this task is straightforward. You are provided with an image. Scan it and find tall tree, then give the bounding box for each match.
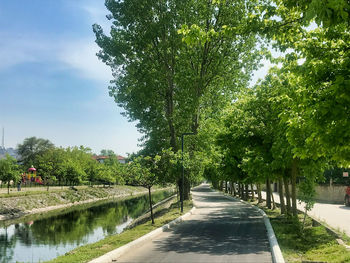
[93,0,261,151]
[17,137,54,168]
[94,0,262,198]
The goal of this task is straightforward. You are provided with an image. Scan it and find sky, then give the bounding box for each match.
[0,1,271,156]
[0,0,142,156]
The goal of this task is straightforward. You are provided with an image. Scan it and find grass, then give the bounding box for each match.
[46,200,193,263]
[255,202,350,263]
[0,189,63,198]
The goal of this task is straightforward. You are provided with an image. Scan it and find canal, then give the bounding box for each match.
[0,189,174,263]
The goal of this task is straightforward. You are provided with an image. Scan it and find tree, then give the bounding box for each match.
[95,165,115,186]
[259,0,350,167]
[36,151,56,190]
[93,0,263,199]
[0,154,21,194]
[126,155,161,224]
[17,137,54,168]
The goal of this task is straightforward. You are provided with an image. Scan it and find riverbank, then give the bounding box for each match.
[47,200,193,263]
[0,185,168,221]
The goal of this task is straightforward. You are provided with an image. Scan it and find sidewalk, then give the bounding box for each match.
[261,191,350,236]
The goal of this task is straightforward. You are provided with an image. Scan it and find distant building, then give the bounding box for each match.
[92,155,126,164]
[117,155,126,164]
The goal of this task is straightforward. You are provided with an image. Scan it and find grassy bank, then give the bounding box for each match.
[255,202,350,263]
[46,200,193,263]
[0,185,166,220]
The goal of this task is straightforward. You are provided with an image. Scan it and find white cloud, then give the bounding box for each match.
[0,0,113,82]
[0,33,49,70]
[0,32,112,82]
[57,39,112,82]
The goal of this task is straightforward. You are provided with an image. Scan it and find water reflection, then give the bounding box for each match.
[0,190,173,263]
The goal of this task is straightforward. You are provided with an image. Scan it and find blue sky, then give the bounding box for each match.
[0,0,141,156]
[0,1,272,156]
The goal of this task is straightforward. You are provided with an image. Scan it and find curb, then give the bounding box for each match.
[89,206,196,263]
[257,208,285,263]
[220,193,285,263]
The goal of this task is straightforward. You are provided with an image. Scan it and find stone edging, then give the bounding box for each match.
[221,193,285,263]
[89,206,197,263]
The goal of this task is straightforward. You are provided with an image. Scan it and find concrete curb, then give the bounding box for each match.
[89,206,196,263]
[220,193,285,263]
[257,208,285,263]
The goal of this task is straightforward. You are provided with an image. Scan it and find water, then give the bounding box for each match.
[0,190,173,263]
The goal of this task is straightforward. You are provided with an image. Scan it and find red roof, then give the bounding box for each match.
[117,155,125,160]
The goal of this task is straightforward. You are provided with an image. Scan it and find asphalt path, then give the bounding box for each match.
[115,184,272,263]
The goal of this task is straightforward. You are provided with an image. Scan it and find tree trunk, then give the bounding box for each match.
[7,181,10,194]
[266,178,271,209]
[283,174,291,216]
[148,186,154,224]
[302,207,307,230]
[257,183,262,203]
[245,184,249,201]
[232,182,236,196]
[291,158,299,217]
[250,184,255,200]
[229,181,233,195]
[271,187,276,210]
[225,181,228,193]
[178,177,190,202]
[278,178,286,214]
[176,184,179,201]
[165,78,177,153]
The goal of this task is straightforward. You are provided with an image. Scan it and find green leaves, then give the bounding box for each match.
[0,154,21,186]
[17,137,54,168]
[178,24,219,47]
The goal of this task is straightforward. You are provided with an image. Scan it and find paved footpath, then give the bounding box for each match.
[115,184,272,263]
[262,191,350,236]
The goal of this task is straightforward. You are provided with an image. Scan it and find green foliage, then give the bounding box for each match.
[0,154,21,189]
[16,137,54,168]
[264,206,350,263]
[93,0,262,156]
[126,155,159,188]
[16,138,127,187]
[298,176,316,212]
[280,0,350,27]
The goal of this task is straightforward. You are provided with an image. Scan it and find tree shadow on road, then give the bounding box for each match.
[154,206,270,257]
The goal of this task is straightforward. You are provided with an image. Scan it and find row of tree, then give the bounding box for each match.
[1,136,203,223]
[93,0,350,218]
[0,137,127,192]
